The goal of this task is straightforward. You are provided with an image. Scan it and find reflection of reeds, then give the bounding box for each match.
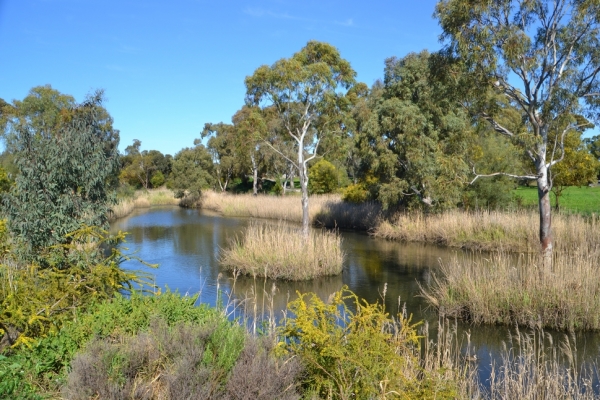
[201,191,381,230]
[109,188,180,220]
[375,210,600,253]
[219,221,344,281]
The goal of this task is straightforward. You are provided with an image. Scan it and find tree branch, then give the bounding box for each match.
[470,166,538,185]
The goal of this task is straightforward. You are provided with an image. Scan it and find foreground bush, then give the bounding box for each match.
[279,286,462,399]
[64,318,301,400]
[220,222,344,280]
[0,227,146,351]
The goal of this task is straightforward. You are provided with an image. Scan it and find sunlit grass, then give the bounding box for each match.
[220,221,344,281]
[514,185,600,214]
[109,188,180,220]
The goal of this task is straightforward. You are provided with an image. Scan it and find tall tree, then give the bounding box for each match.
[168,142,214,205]
[201,122,241,192]
[245,41,357,236]
[4,90,120,262]
[120,140,171,189]
[436,0,600,266]
[356,51,472,210]
[231,105,269,195]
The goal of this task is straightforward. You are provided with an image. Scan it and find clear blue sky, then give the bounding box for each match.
[0,0,443,156]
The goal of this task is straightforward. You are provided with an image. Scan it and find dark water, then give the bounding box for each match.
[111,206,600,386]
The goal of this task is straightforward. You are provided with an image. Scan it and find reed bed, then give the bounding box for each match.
[421,245,600,331]
[201,190,381,230]
[219,221,345,281]
[483,327,598,399]
[109,188,180,220]
[375,209,600,253]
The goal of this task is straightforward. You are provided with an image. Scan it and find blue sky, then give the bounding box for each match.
[0,0,443,156]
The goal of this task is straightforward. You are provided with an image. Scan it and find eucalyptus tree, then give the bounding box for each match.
[356,51,472,210]
[436,0,600,265]
[4,90,120,262]
[168,141,214,204]
[201,122,241,192]
[120,140,171,189]
[231,105,269,195]
[245,41,357,236]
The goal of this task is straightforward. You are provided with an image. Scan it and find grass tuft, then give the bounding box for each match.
[220,221,345,281]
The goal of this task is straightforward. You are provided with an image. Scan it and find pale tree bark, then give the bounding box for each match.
[251,154,258,195]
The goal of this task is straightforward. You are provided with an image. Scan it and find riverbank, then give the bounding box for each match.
[109,188,180,220]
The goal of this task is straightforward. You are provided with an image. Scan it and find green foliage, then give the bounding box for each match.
[119,140,172,189]
[0,227,149,350]
[4,90,120,262]
[550,129,600,210]
[278,286,454,399]
[308,159,339,194]
[341,183,370,203]
[356,52,472,210]
[150,170,165,188]
[202,122,245,192]
[462,134,522,209]
[168,143,214,205]
[0,166,12,193]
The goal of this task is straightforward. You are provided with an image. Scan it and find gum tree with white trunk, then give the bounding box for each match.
[245,41,357,237]
[436,0,600,269]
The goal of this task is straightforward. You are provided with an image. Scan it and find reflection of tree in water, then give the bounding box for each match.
[228,273,345,320]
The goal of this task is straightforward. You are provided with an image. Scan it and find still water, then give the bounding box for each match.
[111,206,600,384]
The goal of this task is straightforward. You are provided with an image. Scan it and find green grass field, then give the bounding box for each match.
[513,186,600,214]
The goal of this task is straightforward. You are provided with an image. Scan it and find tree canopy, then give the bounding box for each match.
[435,0,600,263]
[4,90,120,262]
[245,40,357,236]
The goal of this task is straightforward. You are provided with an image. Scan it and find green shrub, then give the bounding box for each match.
[278,286,457,399]
[150,170,165,188]
[341,183,369,203]
[64,316,301,399]
[308,159,338,194]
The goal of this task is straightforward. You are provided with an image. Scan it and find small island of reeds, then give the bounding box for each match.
[219,222,344,281]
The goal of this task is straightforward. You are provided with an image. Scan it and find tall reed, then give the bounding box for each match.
[376,209,600,253]
[201,191,380,230]
[421,246,600,330]
[220,221,345,281]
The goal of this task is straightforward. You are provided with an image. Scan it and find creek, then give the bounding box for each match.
[110,206,600,388]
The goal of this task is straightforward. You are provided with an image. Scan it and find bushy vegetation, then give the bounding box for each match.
[278,286,460,399]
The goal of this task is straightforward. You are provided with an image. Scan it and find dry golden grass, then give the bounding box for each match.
[375,209,600,253]
[219,221,344,281]
[421,242,600,331]
[379,211,600,331]
[201,190,381,230]
[483,327,598,399]
[109,188,180,220]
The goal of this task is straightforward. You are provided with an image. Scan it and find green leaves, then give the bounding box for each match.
[4,89,120,263]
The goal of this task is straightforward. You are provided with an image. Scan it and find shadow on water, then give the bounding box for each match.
[111,206,600,392]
